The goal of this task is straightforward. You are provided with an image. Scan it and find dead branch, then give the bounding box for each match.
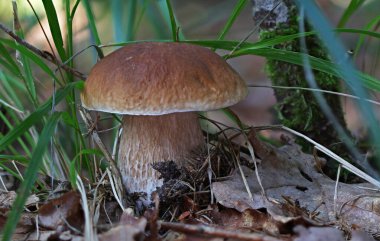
[0,22,87,80]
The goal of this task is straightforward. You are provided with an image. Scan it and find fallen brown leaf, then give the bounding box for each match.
[212,130,380,235]
[293,226,344,241]
[97,211,147,241]
[0,191,39,209]
[38,191,83,231]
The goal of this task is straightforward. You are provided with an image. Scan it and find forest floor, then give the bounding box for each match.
[1,127,379,241]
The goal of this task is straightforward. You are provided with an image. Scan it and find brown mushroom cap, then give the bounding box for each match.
[81,42,247,115]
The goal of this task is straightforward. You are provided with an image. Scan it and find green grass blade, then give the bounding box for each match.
[354,15,380,56]
[0,72,36,152]
[12,1,37,105]
[81,0,102,46]
[133,0,150,37]
[0,155,28,162]
[1,112,61,241]
[229,47,380,92]
[70,0,81,17]
[0,58,20,77]
[145,2,170,38]
[217,0,248,40]
[338,28,380,39]
[42,0,67,61]
[221,108,245,129]
[19,55,36,104]
[0,72,25,109]
[69,149,103,188]
[0,42,21,76]
[65,0,74,77]
[337,0,365,28]
[67,0,81,65]
[111,0,125,42]
[296,0,380,165]
[0,111,31,156]
[0,81,83,151]
[126,0,137,41]
[165,0,178,41]
[0,161,23,181]
[187,28,380,51]
[156,0,184,40]
[0,39,58,82]
[81,0,104,59]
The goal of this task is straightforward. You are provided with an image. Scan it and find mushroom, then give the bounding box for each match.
[81,42,247,195]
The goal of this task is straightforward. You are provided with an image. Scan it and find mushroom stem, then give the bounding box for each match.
[118,112,204,194]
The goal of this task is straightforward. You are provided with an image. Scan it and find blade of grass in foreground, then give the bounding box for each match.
[165,0,178,41]
[0,81,83,151]
[0,42,21,76]
[337,0,365,28]
[228,47,380,92]
[81,0,101,45]
[81,0,104,59]
[12,1,37,106]
[184,39,380,92]
[187,28,380,52]
[42,0,67,61]
[156,0,184,40]
[217,0,248,40]
[111,0,125,42]
[1,112,61,241]
[0,111,31,156]
[0,39,59,83]
[126,0,137,41]
[354,15,380,56]
[69,149,103,189]
[296,0,380,166]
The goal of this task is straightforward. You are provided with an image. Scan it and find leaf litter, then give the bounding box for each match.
[2,126,380,241]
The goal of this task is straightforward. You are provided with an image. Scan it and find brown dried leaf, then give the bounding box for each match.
[294,226,344,241]
[351,230,376,241]
[212,131,380,234]
[97,224,146,241]
[294,226,376,241]
[38,191,83,230]
[209,206,268,231]
[98,211,147,241]
[0,191,39,209]
[163,231,223,241]
[1,211,36,241]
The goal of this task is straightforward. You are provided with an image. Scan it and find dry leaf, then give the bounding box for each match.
[0,191,39,209]
[294,226,344,241]
[212,131,380,235]
[38,191,83,231]
[98,211,147,241]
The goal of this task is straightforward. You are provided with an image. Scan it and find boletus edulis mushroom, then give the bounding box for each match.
[81,42,247,195]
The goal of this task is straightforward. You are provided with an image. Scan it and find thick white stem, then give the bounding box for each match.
[118,112,204,194]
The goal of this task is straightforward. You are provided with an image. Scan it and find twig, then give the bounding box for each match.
[0,22,87,80]
[159,221,279,241]
[333,164,341,218]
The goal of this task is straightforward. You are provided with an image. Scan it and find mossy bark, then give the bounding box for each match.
[252,0,351,155]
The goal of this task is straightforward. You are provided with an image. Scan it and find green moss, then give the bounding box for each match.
[260,5,350,157]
